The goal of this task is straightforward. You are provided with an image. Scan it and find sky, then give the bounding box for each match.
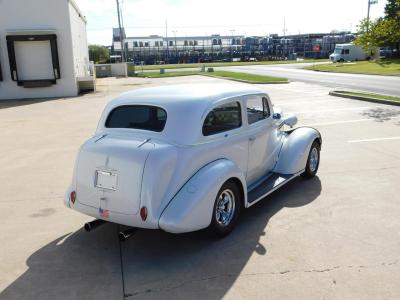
[76,0,387,45]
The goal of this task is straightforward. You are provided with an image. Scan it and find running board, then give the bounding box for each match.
[247,172,301,206]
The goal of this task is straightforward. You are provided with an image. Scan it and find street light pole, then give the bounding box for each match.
[367,0,378,32]
[173,30,178,56]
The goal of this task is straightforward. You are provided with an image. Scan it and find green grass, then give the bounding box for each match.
[337,91,400,102]
[304,59,400,76]
[136,71,200,78]
[135,70,288,83]
[205,71,287,83]
[129,59,328,71]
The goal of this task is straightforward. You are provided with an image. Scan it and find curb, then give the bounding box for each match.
[329,91,400,107]
[200,74,290,84]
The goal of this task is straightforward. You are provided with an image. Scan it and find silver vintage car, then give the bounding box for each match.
[65,84,321,238]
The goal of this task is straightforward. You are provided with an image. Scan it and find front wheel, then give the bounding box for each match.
[210,181,241,237]
[302,141,321,179]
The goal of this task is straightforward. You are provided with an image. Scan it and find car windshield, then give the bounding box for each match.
[105,105,167,132]
[334,48,343,54]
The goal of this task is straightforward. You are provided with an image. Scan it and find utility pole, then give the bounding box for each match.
[165,19,169,63]
[116,0,124,62]
[283,17,287,37]
[230,29,235,61]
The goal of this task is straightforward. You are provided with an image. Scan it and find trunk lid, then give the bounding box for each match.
[76,134,154,215]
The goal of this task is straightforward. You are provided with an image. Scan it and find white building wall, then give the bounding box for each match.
[0,0,86,100]
[68,0,90,78]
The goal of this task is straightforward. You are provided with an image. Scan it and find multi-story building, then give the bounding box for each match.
[111,28,355,64]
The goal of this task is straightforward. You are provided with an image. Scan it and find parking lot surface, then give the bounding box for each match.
[1,76,399,299]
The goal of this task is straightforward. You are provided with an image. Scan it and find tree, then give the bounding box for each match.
[89,45,110,64]
[383,0,400,55]
[385,0,400,19]
[355,0,400,57]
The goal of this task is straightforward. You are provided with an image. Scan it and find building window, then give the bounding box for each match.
[169,41,173,46]
[160,41,163,46]
[194,40,198,46]
[134,42,138,47]
[184,40,188,46]
[155,41,159,47]
[144,42,149,47]
[139,42,143,47]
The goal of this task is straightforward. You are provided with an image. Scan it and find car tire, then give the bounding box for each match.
[339,58,344,63]
[210,180,241,237]
[301,140,321,179]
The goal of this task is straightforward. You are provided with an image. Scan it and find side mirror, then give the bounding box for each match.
[282,114,297,128]
[272,113,281,120]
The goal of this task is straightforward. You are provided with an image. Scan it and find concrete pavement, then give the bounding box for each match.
[0,76,400,299]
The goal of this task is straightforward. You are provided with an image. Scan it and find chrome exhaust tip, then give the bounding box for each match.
[84,219,106,232]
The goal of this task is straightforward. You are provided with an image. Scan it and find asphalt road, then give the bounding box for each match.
[154,62,400,96]
[219,62,400,96]
[1,76,400,299]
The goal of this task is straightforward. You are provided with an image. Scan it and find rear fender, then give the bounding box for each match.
[274,127,321,175]
[159,159,246,233]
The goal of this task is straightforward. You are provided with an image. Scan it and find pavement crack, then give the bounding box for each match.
[118,225,127,300]
[126,259,399,297]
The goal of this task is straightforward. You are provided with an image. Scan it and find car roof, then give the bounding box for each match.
[110,83,265,109]
[98,83,267,145]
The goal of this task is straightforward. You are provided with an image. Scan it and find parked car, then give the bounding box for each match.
[65,84,322,237]
[330,43,368,62]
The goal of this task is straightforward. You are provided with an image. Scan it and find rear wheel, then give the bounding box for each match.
[302,141,321,179]
[210,181,241,237]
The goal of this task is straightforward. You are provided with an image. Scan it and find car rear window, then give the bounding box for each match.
[105,105,167,132]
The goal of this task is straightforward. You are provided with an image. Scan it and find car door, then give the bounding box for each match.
[245,95,281,186]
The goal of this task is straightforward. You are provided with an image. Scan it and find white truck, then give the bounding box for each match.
[329,43,368,62]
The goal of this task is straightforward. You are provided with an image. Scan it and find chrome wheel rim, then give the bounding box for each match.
[215,189,235,227]
[309,147,319,172]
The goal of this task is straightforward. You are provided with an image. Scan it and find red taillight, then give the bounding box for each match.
[140,206,148,221]
[70,191,76,204]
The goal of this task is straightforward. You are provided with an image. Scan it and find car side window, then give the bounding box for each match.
[247,96,270,125]
[344,49,350,54]
[202,101,242,136]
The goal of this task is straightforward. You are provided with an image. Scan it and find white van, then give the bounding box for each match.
[329,43,368,62]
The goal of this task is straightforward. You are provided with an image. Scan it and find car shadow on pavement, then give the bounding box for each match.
[0,177,321,300]
[0,97,72,110]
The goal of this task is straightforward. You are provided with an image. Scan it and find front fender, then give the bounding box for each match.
[274,127,321,174]
[159,159,246,233]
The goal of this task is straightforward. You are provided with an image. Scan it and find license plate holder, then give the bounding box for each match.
[95,170,117,191]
